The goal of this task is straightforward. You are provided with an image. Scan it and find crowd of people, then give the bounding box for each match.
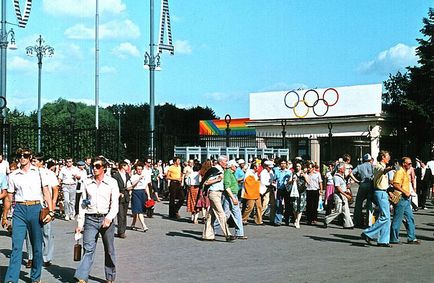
[1,148,434,282]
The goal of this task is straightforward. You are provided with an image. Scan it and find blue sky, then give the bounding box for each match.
[4,0,430,119]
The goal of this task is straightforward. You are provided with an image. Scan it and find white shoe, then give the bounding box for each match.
[65,215,70,221]
[294,222,300,229]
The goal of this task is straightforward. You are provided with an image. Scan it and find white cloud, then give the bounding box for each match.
[204,92,228,102]
[8,56,34,72]
[112,42,140,58]
[174,40,192,54]
[358,43,418,75]
[101,66,116,74]
[260,82,309,92]
[65,19,140,40]
[43,0,126,17]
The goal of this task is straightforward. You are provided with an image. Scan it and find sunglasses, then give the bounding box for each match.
[17,153,31,159]
[93,163,103,169]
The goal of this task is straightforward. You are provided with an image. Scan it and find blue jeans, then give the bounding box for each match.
[215,195,244,236]
[5,204,43,283]
[363,190,390,244]
[274,189,290,225]
[74,215,116,282]
[42,221,54,262]
[390,197,416,243]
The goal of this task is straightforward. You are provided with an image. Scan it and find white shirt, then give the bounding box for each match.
[8,165,48,202]
[427,160,434,175]
[77,175,120,229]
[59,166,79,185]
[131,169,152,190]
[0,160,10,175]
[307,171,322,191]
[260,169,272,195]
[208,165,224,192]
[76,168,88,193]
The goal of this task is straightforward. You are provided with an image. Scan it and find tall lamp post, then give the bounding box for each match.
[1,2,17,156]
[225,114,231,148]
[26,35,54,153]
[281,119,287,148]
[144,0,173,162]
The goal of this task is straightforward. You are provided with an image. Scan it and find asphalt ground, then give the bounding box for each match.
[1,194,434,283]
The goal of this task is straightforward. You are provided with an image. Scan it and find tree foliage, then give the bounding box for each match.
[383,8,434,154]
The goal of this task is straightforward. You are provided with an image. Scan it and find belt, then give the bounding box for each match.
[86,213,107,217]
[16,200,41,206]
[171,180,181,183]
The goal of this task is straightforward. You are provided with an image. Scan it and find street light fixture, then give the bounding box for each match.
[26,35,54,153]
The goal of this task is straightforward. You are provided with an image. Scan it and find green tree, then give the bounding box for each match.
[383,8,434,157]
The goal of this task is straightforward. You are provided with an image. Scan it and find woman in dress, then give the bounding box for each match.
[130,162,150,232]
[324,161,335,215]
[195,160,213,223]
[290,162,310,229]
[186,161,202,224]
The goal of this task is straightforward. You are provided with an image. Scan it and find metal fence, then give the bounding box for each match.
[0,122,412,163]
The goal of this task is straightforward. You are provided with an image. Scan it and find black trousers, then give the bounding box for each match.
[117,195,129,234]
[306,190,319,223]
[417,184,429,208]
[169,181,185,218]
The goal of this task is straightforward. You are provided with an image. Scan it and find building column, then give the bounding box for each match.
[309,137,320,165]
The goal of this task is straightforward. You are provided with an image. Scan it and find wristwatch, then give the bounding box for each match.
[48,211,55,217]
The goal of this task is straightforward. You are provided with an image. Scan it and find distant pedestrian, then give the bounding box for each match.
[167,157,184,219]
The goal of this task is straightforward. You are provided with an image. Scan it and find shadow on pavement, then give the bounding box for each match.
[305,235,367,247]
[166,230,202,241]
[45,264,106,283]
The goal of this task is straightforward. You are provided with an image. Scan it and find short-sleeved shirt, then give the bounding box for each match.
[373,162,389,190]
[234,167,245,190]
[393,167,410,195]
[208,165,224,192]
[274,168,291,190]
[59,166,79,185]
[333,173,347,193]
[352,162,374,183]
[167,165,182,181]
[8,165,48,202]
[307,171,322,191]
[224,169,239,195]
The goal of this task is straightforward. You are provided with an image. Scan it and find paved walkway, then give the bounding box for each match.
[1,199,434,282]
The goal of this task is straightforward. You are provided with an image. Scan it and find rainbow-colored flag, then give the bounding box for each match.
[199,118,255,136]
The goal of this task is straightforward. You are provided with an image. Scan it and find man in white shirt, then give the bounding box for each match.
[4,148,54,283]
[74,156,119,283]
[32,156,59,268]
[58,157,80,220]
[260,160,275,221]
[0,153,10,175]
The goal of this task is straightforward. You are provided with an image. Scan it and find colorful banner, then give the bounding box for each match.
[199,118,255,136]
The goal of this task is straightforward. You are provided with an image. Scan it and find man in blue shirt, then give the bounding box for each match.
[351,153,374,228]
[273,159,292,226]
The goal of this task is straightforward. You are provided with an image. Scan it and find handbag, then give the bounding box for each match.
[290,181,299,198]
[317,197,324,212]
[388,190,401,205]
[145,199,155,208]
[39,207,50,224]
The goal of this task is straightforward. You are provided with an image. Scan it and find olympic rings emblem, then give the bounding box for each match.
[283,88,339,118]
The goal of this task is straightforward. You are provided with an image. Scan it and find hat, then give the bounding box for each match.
[228,160,239,168]
[76,161,85,166]
[145,159,152,163]
[363,153,373,162]
[237,159,245,165]
[124,159,131,165]
[169,160,174,165]
[264,160,274,167]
